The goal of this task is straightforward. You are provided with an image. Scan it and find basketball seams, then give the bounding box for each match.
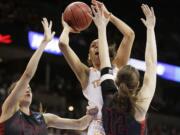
[75,3,90,29]
[72,3,85,30]
[69,7,80,31]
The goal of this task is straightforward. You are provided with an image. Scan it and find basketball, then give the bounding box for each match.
[63,1,92,31]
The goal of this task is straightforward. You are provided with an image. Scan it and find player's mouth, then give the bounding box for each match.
[95,52,99,55]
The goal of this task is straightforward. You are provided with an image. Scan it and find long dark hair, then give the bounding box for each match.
[114,65,140,115]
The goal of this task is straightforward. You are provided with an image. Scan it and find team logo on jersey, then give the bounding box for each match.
[92,79,101,88]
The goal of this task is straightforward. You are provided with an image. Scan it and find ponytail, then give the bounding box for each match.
[114,82,139,115]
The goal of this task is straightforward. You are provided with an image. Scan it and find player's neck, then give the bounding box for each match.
[93,63,100,70]
[20,106,30,115]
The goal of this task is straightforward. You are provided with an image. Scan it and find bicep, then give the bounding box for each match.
[140,64,157,100]
[135,67,157,116]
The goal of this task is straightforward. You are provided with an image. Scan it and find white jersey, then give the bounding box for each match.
[83,67,118,119]
[83,67,105,135]
[82,67,118,135]
[87,120,105,135]
[83,67,103,119]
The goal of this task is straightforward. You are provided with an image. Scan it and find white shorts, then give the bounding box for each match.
[87,120,105,135]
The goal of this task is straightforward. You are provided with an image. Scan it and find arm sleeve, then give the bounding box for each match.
[100,67,118,95]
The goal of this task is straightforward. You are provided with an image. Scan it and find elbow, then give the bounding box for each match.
[126,30,135,40]
[23,70,33,80]
[147,57,157,65]
[146,60,157,70]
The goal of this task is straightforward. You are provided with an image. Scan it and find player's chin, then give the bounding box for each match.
[96,57,100,64]
[95,60,100,68]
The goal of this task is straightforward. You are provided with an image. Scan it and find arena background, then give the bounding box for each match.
[0,0,180,134]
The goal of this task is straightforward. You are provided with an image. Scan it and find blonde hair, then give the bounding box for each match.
[115,65,141,114]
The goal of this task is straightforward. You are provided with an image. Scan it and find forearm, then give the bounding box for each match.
[58,28,88,89]
[59,28,70,46]
[111,14,135,68]
[98,28,111,69]
[110,14,134,36]
[145,28,157,67]
[78,114,93,130]
[44,113,92,130]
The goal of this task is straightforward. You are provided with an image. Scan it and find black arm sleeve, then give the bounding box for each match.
[100,67,118,96]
